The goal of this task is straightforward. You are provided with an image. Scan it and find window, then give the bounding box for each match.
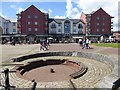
[58,23,61,27]
[103,23,105,26]
[45,21,48,26]
[97,17,100,20]
[97,28,99,32]
[102,28,105,32]
[13,23,16,26]
[6,28,8,34]
[78,24,83,29]
[64,20,71,34]
[97,23,99,26]
[51,30,56,34]
[45,16,48,20]
[45,14,48,20]
[28,21,30,25]
[28,15,31,18]
[58,29,61,32]
[51,23,56,28]
[78,30,83,34]
[74,26,76,29]
[73,24,76,27]
[34,15,38,18]
[28,28,31,31]
[73,29,76,32]
[13,29,16,32]
[35,28,38,31]
[103,17,105,20]
[35,21,38,25]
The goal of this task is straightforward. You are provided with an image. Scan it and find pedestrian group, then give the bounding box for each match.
[79,37,90,49]
[39,40,49,51]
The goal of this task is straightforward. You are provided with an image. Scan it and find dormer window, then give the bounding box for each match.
[51,23,56,28]
[78,24,83,29]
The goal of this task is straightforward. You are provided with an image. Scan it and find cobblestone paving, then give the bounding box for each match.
[1,56,112,88]
[0,43,119,89]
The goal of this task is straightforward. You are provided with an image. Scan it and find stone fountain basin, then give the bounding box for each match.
[16,59,87,82]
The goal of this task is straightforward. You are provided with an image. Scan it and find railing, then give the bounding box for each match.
[1,68,37,90]
[69,79,77,90]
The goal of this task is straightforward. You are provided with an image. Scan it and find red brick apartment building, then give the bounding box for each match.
[80,8,114,36]
[16,5,49,43]
[16,6,114,43]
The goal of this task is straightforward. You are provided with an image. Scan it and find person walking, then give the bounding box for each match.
[86,38,90,49]
[82,38,86,49]
[79,39,83,47]
[44,41,48,50]
[40,41,44,51]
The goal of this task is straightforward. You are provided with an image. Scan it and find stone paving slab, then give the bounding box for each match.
[0,43,119,89]
[0,56,112,88]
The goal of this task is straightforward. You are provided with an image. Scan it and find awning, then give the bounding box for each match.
[0,35,11,37]
[48,37,53,39]
[72,36,83,39]
[86,35,101,37]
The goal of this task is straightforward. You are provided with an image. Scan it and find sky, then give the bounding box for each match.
[0,0,119,31]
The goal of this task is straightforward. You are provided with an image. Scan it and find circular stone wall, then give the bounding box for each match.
[9,51,117,88]
[16,59,87,82]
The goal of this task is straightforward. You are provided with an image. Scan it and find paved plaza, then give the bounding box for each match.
[1,43,119,63]
[0,43,119,89]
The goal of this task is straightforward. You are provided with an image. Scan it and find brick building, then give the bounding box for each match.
[80,8,114,37]
[16,5,49,43]
[16,6,114,43]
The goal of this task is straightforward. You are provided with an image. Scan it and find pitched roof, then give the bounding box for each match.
[90,11,95,14]
[91,8,111,16]
[49,18,83,24]
[85,8,113,17]
[21,5,46,14]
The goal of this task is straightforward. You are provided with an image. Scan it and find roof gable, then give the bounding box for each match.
[22,5,44,14]
[93,8,111,16]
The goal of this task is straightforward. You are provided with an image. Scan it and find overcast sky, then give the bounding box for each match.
[1,0,119,31]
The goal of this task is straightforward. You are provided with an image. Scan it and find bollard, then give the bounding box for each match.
[111,78,120,90]
[31,80,37,90]
[4,68,10,90]
[50,68,55,73]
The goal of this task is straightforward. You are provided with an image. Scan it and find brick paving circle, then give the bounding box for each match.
[16,64,79,82]
[1,44,118,88]
[1,56,112,88]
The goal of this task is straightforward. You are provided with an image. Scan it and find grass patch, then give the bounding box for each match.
[92,43,120,48]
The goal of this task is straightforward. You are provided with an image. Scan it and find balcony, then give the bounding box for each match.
[17,19,21,22]
[111,25,113,29]
[50,31,56,34]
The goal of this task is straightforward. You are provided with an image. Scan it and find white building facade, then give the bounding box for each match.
[8,22,17,34]
[0,16,17,34]
[49,18,85,35]
[0,16,9,34]
[48,18,85,42]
